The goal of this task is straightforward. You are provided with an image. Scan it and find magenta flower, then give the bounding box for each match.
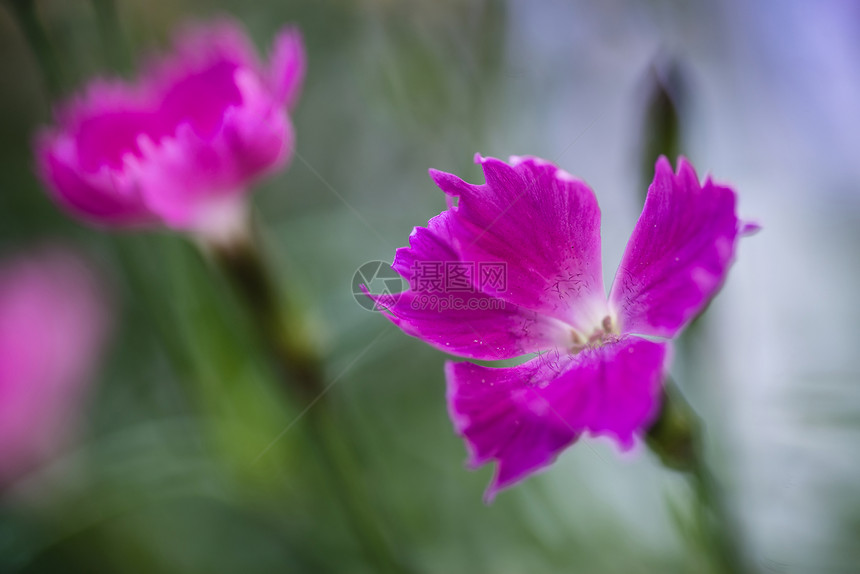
[35,19,306,234]
[0,250,109,488]
[372,155,756,500]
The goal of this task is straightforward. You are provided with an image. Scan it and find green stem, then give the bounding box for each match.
[646,382,749,574]
[6,0,63,97]
[205,225,407,573]
[209,233,321,399]
[691,461,748,574]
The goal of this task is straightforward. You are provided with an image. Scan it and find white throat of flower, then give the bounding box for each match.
[192,194,251,250]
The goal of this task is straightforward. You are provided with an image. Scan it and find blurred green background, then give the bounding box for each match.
[2,0,860,572]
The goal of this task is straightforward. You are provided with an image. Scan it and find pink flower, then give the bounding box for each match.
[0,250,109,488]
[371,155,757,500]
[35,19,306,234]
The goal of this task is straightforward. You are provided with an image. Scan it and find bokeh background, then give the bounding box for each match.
[1,0,859,572]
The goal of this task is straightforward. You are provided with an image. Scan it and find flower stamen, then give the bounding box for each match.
[570,315,619,354]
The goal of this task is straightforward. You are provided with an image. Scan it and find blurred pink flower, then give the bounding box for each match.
[0,250,109,488]
[35,19,306,236]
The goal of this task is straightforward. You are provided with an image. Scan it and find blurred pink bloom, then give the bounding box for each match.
[0,250,109,488]
[35,19,306,235]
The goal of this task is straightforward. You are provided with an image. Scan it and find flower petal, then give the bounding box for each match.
[609,157,753,338]
[372,289,569,361]
[372,212,570,360]
[33,18,299,231]
[269,26,306,110]
[447,336,667,500]
[135,71,291,228]
[0,250,109,485]
[141,18,260,140]
[36,135,156,226]
[430,155,607,333]
[144,18,260,91]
